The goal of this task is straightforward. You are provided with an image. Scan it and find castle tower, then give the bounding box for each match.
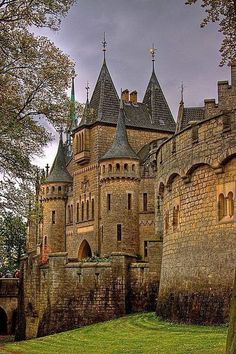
[99,98,140,256]
[40,133,72,260]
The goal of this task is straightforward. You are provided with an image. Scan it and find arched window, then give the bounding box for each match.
[51,186,55,193]
[132,164,135,172]
[44,236,47,247]
[58,186,62,193]
[86,200,89,220]
[228,192,234,217]
[218,193,226,221]
[124,163,128,171]
[91,199,95,219]
[173,206,179,230]
[108,164,112,172]
[76,203,80,222]
[116,163,120,172]
[81,202,84,221]
[102,165,106,174]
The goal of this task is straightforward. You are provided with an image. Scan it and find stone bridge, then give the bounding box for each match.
[0,279,19,335]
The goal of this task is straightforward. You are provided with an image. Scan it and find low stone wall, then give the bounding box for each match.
[18,252,159,339]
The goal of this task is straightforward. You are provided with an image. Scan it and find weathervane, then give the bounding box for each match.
[102,32,107,60]
[85,81,90,101]
[150,43,157,71]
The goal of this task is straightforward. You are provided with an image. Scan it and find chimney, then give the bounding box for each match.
[122,89,129,103]
[130,91,137,104]
[231,59,236,90]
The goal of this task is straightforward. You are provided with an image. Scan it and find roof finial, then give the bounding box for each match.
[85,81,90,102]
[102,32,107,61]
[150,43,157,72]
[180,81,184,104]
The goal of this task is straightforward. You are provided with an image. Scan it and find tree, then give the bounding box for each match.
[186,0,236,65]
[0,212,26,273]
[0,0,78,214]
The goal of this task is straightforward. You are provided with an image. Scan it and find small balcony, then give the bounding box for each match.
[74,150,90,165]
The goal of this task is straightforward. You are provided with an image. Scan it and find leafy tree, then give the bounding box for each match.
[0,212,26,273]
[0,0,78,213]
[186,0,236,65]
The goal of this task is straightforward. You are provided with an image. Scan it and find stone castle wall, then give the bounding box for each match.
[19,252,160,339]
[156,110,236,324]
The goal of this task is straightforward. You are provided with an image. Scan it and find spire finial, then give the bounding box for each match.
[150,43,157,72]
[180,81,184,104]
[85,81,90,101]
[102,32,107,61]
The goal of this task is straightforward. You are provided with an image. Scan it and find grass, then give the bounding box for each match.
[1,313,227,354]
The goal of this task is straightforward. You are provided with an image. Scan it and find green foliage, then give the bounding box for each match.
[0,211,26,273]
[3,313,227,353]
[82,256,112,263]
[186,0,236,65]
[0,0,78,214]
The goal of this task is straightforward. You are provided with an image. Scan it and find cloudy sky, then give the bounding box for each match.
[35,0,230,167]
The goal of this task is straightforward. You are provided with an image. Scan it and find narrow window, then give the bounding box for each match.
[117,224,122,241]
[58,186,62,193]
[79,134,82,152]
[116,163,120,172]
[108,164,112,172]
[107,194,111,211]
[173,206,179,230]
[228,192,234,217]
[132,164,135,172]
[165,211,169,232]
[218,193,225,221]
[144,241,148,258]
[70,205,73,224]
[86,200,89,220]
[67,205,70,224]
[128,193,132,210]
[124,163,128,171]
[81,202,84,221]
[44,236,47,247]
[102,165,105,173]
[91,199,95,219]
[76,203,80,222]
[52,210,56,224]
[52,186,55,193]
[143,193,148,211]
[101,225,103,242]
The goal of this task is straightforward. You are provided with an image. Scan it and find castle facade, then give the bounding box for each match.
[19,55,236,339]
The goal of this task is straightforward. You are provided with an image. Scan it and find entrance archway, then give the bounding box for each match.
[78,240,92,260]
[0,307,8,334]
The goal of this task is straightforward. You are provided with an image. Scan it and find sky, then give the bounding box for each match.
[34,0,230,168]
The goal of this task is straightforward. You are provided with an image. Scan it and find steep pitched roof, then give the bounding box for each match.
[143,70,176,132]
[46,134,73,184]
[176,103,205,132]
[100,99,139,161]
[87,60,120,124]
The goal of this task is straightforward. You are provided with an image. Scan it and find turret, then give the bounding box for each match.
[99,98,140,256]
[40,133,72,261]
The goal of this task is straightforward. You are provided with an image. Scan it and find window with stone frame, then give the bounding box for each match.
[107,194,111,211]
[91,199,95,219]
[52,210,56,224]
[117,224,122,241]
[144,241,148,258]
[173,205,179,230]
[127,193,132,210]
[165,210,169,232]
[218,192,235,221]
[86,200,89,220]
[143,193,148,211]
[81,202,84,221]
[76,203,80,223]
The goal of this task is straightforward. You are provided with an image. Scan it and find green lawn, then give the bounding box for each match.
[2,313,227,354]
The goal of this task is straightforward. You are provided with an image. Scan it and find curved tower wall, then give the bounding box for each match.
[100,159,140,256]
[156,111,236,324]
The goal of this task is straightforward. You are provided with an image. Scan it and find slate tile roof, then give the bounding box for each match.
[180,107,205,131]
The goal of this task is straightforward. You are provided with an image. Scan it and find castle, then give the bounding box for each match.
[16,48,236,339]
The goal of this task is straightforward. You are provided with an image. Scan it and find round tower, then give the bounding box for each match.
[99,98,140,256]
[40,133,72,260]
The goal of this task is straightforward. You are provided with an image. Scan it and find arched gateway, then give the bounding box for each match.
[0,307,8,334]
[78,240,92,260]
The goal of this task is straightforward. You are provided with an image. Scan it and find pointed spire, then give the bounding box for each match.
[100,93,139,161]
[85,81,90,106]
[180,81,184,104]
[45,132,72,184]
[143,48,176,132]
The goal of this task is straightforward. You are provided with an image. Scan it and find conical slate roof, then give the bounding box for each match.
[84,60,119,125]
[100,99,139,161]
[143,69,176,131]
[45,133,73,183]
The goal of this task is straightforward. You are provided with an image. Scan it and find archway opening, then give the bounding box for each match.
[0,307,8,335]
[78,240,92,260]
